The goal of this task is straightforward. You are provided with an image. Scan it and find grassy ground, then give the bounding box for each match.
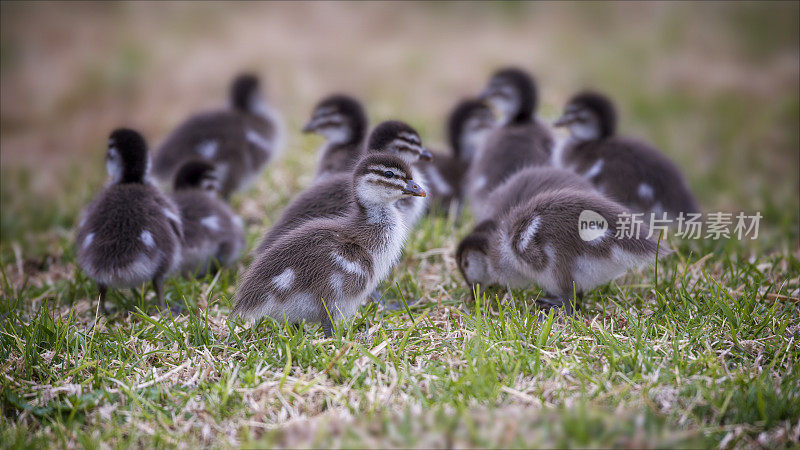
[1,2,799,448]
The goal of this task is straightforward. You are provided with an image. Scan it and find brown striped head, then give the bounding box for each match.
[353,153,427,205]
[367,121,433,164]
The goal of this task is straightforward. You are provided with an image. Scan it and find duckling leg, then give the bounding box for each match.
[97,283,108,314]
[321,316,335,338]
[535,293,581,322]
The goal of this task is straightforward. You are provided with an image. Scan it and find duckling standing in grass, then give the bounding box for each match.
[553,90,699,217]
[466,67,554,219]
[231,153,427,336]
[152,73,284,199]
[255,120,432,254]
[171,160,245,278]
[302,94,368,180]
[458,187,668,315]
[421,98,496,213]
[76,129,182,313]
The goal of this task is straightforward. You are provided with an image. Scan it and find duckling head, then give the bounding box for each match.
[302,94,367,146]
[173,160,221,195]
[230,73,264,115]
[107,128,149,184]
[353,153,427,207]
[479,67,537,125]
[554,90,616,142]
[456,219,498,292]
[367,120,434,165]
[447,98,496,162]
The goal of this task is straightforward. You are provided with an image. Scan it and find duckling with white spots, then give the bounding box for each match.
[231,153,427,336]
[152,73,284,199]
[76,129,183,313]
[553,90,699,218]
[170,160,246,278]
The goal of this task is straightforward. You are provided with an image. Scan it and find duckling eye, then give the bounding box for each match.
[383,170,395,178]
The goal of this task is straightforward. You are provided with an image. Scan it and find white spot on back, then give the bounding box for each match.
[83,232,95,249]
[163,208,181,225]
[140,230,155,247]
[475,176,487,190]
[196,140,218,159]
[517,216,541,252]
[638,183,654,200]
[246,129,272,154]
[331,252,366,276]
[330,272,344,295]
[272,268,295,291]
[584,159,603,180]
[201,215,220,231]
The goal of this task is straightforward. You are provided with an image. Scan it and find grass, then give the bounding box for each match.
[1,2,799,448]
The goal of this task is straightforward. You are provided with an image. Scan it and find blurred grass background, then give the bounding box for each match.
[1,1,798,253]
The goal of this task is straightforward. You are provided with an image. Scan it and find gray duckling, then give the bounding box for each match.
[422,98,496,213]
[152,73,284,199]
[255,120,432,254]
[466,67,554,219]
[171,160,246,278]
[553,90,699,217]
[302,94,368,180]
[231,153,427,336]
[458,187,669,314]
[76,129,182,313]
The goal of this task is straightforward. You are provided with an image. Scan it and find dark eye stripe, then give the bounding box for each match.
[371,179,405,189]
[368,169,408,179]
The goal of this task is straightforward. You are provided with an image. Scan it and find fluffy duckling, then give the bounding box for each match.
[553,90,699,217]
[458,188,668,313]
[302,94,368,180]
[474,166,594,223]
[466,67,554,218]
[255,120,431,254]
[421,99,496,213]
[76,129,182,313]
[231,153,426,336]
[152,74,284,199]
[171,160,246,277]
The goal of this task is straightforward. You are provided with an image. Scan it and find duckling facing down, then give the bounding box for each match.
[152,74,283,199]
[302,94,368,180]
[255,120,431,254]
[466,67,554,219]
[76,129,182,313]
[171,160,246,277]
[474,166,595,223]
[553,90,699,217]
[458,188,668,313]
[231,153,426,336]
[421,99,496,213]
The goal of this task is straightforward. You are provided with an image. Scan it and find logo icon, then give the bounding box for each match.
[578,210,608,242]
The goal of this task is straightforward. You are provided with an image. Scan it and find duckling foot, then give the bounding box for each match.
[380,297,421,311]
[160,303,184,317]
[535,296,577,322]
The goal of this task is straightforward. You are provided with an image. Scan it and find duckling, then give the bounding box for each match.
[76,129,182,313]
[152,73,284,199]
[421,99,496,213]
[255,120,431,254]
[302,94,368,180]
[231,153,427,336]
[466,67,554,219]
[474,166,595,223]
[458,188,668,314]
[171,160,246,277]
[553,90,699,217]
